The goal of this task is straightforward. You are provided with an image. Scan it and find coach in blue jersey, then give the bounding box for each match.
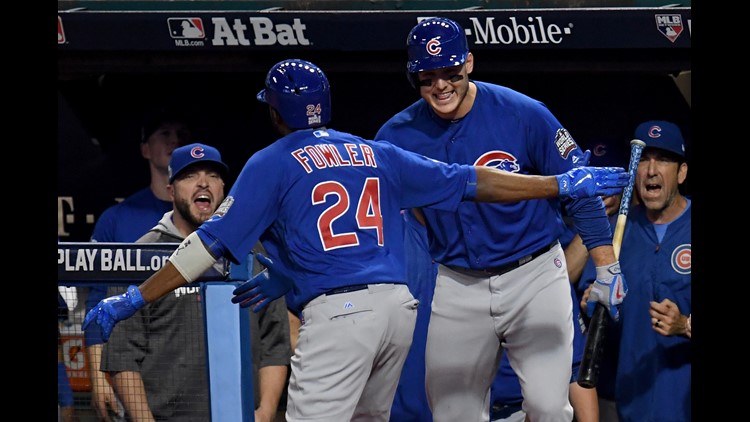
[376,17,628,422]
[581,120,691,421]
[83,59,628,422]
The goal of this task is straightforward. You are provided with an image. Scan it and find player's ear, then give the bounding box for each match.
[464,52,474,74]
[677,162,688,184]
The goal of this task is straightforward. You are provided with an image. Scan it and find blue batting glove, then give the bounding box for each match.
[586,262,628,321]
[81,285,146,342]
[557,166,629,200]
[231,253,293,312]
[573,149,591,167]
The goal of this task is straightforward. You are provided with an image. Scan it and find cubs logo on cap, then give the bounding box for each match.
[634,120,685,158]
[168,143,229,183]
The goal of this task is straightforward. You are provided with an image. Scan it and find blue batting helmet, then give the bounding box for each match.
[406,17,469,74]
[256,59,331,129]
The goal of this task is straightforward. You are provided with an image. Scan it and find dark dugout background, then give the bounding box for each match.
[58,9,691,242]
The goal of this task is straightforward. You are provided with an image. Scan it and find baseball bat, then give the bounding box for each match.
[577,139,645,389]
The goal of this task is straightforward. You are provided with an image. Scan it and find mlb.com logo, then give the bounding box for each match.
[58,16,66,44]
[168,18,205,39]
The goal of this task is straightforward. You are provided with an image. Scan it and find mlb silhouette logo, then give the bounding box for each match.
[58,16,66,44]
[168,18,205,39]
[655,14,683,43]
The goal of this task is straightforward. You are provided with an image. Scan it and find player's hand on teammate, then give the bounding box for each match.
[586,261,627,321]
[231,253,293,312]
[556,166,629,200]
[574,149,591,167]
[82,285,147,342]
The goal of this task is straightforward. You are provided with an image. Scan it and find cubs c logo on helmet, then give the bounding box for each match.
[190,146,205,158]
[671,243,691,275]
[475,151,521,173]
[426,38,442,56]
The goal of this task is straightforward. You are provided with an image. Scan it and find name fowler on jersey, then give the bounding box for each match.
[291,135,378,173]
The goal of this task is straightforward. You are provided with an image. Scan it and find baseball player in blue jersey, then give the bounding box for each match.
[375,18,629,422]
[82,59,628,422]
[580,120,691,422]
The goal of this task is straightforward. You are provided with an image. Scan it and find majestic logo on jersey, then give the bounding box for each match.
[655,14,683,43]
[426,38,442,56]
[554,128,578,160]
[554,257,562,268]
[671,243,691,275]
[474,151,520,173]
[58,16,66,44]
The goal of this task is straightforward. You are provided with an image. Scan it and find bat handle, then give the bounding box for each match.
[577,304,609,389]
[611,214,627,259]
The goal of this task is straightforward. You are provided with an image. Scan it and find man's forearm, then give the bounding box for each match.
[588,244,618,266]
[137,261,188,303]
[256,365,288,419]
[474,166,557,202]
[112,371,155,422]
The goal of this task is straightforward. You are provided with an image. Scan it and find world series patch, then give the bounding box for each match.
[211,196,235,220]
[671,243,691,275]
[555,129,578,160]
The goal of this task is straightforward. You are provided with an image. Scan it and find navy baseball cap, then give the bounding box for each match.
[141,108,191,143]
[634,120,685,158]
[168,143,229,183]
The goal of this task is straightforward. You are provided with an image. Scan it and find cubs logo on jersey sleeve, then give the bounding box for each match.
[670,243,691,275]
[474,151,520,173]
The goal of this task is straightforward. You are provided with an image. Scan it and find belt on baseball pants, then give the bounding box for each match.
[447,241,559,277]
[325,284,371,295]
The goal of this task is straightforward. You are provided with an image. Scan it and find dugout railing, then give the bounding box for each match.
[58,242,257,421]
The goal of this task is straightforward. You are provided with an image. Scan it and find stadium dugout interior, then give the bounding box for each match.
[58,1,690,420]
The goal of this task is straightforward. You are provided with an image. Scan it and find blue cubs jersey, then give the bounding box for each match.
[614,201,691,422]
[376,81,609,269]
[198,128,474,315]
[90,187,173,244]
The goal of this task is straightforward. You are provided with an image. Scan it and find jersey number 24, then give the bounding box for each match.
[312,177,383,251]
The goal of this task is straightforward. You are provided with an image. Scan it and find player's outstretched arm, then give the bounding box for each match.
[473,165,629,202]
[82,232,218,341]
